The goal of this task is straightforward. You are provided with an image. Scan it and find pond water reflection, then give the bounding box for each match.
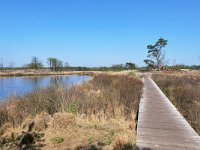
[0,75,90,101]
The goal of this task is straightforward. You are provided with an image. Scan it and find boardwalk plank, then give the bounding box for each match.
[136,77,200,150]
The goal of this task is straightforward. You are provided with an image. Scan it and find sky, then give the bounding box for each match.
[0,0,200,67]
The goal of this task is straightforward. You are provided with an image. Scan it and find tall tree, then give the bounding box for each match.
[47,58,63,71]
[47,58,53,70]
[144,37,168,70]
[64,62,70,71]
[28,57,43,69]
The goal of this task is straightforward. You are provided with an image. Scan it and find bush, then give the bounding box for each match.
[66,103,78,113]
[51,136,64,144]
[52,112,76,128]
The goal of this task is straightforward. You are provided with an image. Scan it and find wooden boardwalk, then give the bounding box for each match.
[136,77,200,150]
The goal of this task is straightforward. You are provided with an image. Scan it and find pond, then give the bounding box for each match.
[0,75,91,101]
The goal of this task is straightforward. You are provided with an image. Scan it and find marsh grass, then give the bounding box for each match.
[152,74,200,134]
[0,74,143,149]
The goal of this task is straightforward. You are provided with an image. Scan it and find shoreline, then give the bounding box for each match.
[0,69,136,77]
[0,70,97,77]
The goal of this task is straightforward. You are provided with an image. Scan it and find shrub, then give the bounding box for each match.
[51,136,64,144]
[88,137,94,145]
[51,112,76,129]
[33,112,52,131]
[66,103,78,113]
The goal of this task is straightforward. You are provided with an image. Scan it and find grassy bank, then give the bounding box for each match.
[152,73,200,135]
[0,69,95,77]
[0,74,143,149]
[0,69,137,77]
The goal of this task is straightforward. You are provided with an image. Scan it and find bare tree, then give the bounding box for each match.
[0,58,4,70]
[8,61,15,69]
[28,57,43,69]
[64,62,70,71]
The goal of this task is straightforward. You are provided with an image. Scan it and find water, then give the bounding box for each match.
[0,75,90,101]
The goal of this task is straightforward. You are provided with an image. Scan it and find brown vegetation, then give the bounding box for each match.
[0,69,94,77]
[152,73,200,134]
[0,74,143,149]
[0,69,136,77]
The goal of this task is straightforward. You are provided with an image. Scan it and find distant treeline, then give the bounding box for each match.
[168,64,200,70]
[0,56,200,71]
[2,65,200,72]
[153,64,200,71]
[0,65,136,72]
[0,56,137,71]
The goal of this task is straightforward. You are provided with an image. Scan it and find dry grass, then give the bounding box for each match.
[0,69,136,77]
[0,74,143,149]
[0,69,94,76]
[42,112,136,150]
[152,73,200,134]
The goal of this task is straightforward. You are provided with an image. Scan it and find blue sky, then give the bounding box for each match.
[0,0,200,67]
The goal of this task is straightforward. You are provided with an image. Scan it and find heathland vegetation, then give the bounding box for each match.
[152,72,200,134]
[0,74,143,149]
